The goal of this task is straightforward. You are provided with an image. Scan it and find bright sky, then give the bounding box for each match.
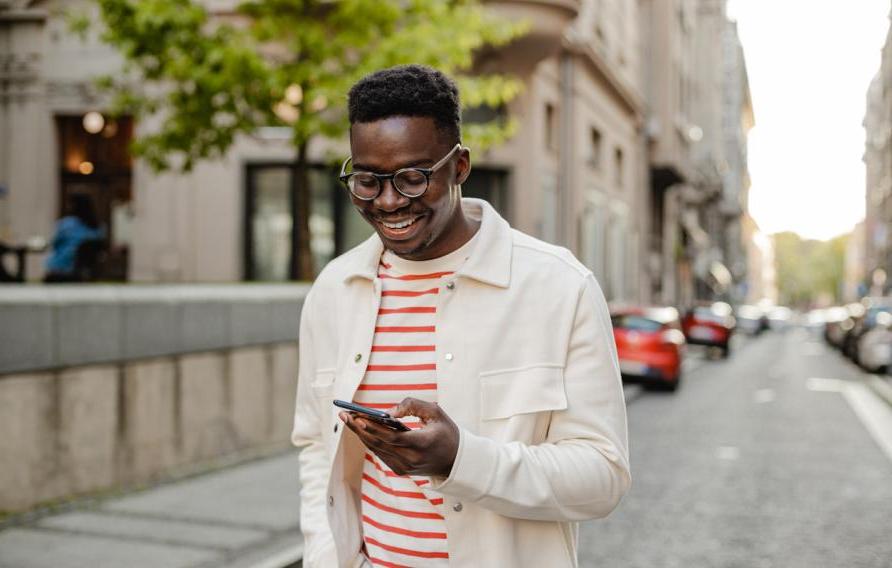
[727,0,890,241]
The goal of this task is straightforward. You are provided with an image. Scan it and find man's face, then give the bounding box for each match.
[348,116,471,261]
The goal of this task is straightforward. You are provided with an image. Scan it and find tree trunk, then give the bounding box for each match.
[292,142,315,280]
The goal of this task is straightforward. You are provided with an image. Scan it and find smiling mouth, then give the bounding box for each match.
[376,214,425,239]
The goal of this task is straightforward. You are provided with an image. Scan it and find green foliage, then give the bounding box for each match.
[773,231,849,307]
[87,0,528,172]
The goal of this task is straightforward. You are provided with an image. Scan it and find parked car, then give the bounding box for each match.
[611,307,686,391]
[681,302,735,357]
[847,298,892,366]
[735,304,769,336]
[767,306,794,331]
[823,306,851,347]
[856,311,892,373]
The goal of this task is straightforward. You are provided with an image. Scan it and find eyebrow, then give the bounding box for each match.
[351,158,435,173]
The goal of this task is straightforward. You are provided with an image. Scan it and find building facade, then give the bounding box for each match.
[1,0,754,310]
[864,6,892,294]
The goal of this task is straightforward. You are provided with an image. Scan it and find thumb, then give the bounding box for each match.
[390,397,439,421]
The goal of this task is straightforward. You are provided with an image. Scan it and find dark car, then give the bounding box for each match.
[611,307,686,391]
[681,302,735,357]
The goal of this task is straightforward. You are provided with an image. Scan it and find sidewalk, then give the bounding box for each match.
[0,452,303,568]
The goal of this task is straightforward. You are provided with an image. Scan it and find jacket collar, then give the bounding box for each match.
[342,198,512,288]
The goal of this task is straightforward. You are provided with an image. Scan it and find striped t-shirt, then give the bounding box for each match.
[354,234,478,567]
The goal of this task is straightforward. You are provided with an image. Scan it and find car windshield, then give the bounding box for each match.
[692,308,727,324]
[611,315,663,332]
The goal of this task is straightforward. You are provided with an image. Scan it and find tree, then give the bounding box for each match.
[84,0,527,279]
[773,231,849,307]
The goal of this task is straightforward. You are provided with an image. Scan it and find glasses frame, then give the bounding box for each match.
[339,143,462,201]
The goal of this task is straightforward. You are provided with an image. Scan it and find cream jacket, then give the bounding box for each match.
[292,199,631,567]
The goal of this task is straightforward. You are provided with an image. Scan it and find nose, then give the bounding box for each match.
[373,177,410,212]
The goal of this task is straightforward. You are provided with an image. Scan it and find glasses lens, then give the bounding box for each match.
[349,173,379,199]
[394,170,428,197]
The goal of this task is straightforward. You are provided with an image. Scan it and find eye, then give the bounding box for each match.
[352,173,378,188]
[396,170,426,186]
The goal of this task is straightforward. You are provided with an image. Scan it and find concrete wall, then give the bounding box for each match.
[0,284,307,513]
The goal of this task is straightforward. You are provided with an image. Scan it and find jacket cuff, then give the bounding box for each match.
[430,427,498,501]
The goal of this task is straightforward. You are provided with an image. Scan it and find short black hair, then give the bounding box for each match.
[348,64,461,144]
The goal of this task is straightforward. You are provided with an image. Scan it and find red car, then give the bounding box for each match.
[681,302,735,357]
[611,307,686,391]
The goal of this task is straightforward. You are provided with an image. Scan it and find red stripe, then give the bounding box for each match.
[364,454,429,485]
[363,474,428,499]
[378,307,437,314]
[362,494,444,520]
[357,382,437,391]
[380,261,392,269]
[365,364,437,372]
[382,288,438,297]
[379,271,453,281]
[364,536,450,559]
[404,421,424,430]
[375,326,435,333]
[368,556,409,568]
[372,345,435,352]
[362,515,447,539]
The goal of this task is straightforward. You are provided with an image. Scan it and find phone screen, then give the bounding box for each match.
[333,399,411,431]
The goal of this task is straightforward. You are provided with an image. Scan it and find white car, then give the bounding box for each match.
[857,312,892,373]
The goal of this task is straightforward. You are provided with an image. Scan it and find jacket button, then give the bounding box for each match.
[329,496,334,507]
[354,353,362,363]
[333,423,339,433]
[445,353,454,361]
[445,282,455,290]
[452,502,463,512]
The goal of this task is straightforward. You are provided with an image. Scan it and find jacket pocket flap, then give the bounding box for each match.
[480,365,567,420]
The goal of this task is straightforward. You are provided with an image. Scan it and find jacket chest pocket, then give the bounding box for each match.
[478,364,567,444]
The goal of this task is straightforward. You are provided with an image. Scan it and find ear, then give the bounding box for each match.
[455,147,472,185]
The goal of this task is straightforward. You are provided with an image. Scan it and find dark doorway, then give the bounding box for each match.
[55,114,133,280]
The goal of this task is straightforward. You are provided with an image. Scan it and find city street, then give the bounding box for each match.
[579,329,892,568]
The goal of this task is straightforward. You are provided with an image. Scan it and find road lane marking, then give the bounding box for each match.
[805,377,844,392]
[841,382,892,464]
[753,389,776,403]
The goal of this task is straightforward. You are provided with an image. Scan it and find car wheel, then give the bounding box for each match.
[721,344,731,358]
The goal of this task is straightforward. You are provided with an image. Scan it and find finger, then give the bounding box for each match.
[391,397,440,421]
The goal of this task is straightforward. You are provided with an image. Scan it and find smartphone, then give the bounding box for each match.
[333,399,411,432]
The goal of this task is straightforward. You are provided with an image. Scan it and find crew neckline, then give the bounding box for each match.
[381,228,481,275]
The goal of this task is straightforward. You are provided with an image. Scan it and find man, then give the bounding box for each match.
[293,64,630,567]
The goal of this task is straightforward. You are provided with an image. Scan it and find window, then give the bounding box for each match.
[244,163,373,281]
[590,128,603,168]
[614,147,625,187]
[545,103,557,152]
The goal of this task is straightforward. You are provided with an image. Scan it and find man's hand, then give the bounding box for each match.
[339,397,460,478]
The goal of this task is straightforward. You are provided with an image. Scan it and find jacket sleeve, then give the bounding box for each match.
[291,290,339,567]
[432,273,631,521]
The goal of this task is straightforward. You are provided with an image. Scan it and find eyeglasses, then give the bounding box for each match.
[339,143,462,201]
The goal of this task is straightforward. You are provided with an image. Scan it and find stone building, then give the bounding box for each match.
[1,0,755,309]
[864,6,892,291]
[638,0,752,308]
[0,0,647,304]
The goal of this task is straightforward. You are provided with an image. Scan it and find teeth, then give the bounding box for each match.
[382,217,418,229]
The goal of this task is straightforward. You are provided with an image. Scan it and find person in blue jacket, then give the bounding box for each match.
[44,194,104,282]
